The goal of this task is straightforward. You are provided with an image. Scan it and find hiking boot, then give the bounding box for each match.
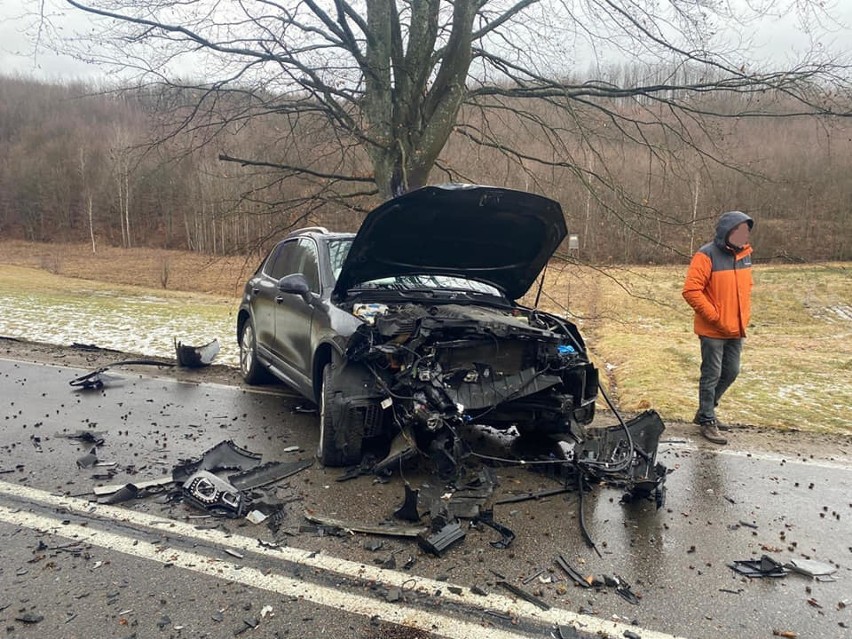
[699,420,728,445]
[693,411,730,431]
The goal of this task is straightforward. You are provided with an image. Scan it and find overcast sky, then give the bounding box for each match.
[1,0,851,83]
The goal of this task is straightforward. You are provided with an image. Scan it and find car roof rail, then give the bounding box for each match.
[291,226,330,236]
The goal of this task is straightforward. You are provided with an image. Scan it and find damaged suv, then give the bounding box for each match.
[237,184,599,468]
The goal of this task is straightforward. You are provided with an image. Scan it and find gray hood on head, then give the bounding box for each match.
[714,210,754,248]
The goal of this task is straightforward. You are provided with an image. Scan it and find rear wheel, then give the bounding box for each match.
[318,363,362,466]
[239,319,268,384]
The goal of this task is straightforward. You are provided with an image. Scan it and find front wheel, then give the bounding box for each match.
[318,363,362,467]
[239,319,268,385]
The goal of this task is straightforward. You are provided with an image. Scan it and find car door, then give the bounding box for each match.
[250,245,288,356]
[273,238,319,378]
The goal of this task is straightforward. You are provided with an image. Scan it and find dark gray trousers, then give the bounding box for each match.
[697,336,743,423]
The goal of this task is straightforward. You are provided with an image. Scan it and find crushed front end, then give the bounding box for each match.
[343,302,598,463]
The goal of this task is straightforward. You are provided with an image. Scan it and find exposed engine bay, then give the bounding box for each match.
[344,301,598,440]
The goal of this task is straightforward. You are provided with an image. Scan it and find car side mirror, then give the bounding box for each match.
[278,273,316,304]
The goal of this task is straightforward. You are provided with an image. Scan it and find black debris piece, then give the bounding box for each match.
[68,368,107,390]
[555,625,581,639]
[69,358,174,389]
[496,487,572,505]
[93,476,173,497]
[98,483,140,505]
[264,505,288,534]
[624,631,642,639]
[393,484,420,522]
[76,447,98,469]
[57,430,106,446]
[496,580,551,611]
[729,555,787,578]
[292,403,318,414]
[611,574,640,605]
[303,510,427,537]
[470,585,488,596]
[234,617,259,635]
[435,468,497,520]
[174,337,220,368]
[364,539,384,552]
[372,433,418,476]
[473,510,515,549]
[182,470,248,518]
[523,569,546,585]
[156,615,171,629]
[417,521,466,556]
[575,410,668,507]
[173,440,262,483]
[554,554,592,588]
[15,612,44,624]
[229,459,313,491]
[335,461,375,483]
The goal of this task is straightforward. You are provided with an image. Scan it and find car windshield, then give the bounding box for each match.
[329,238,501,296]
[328,239,353,280]
[356,274,501,296]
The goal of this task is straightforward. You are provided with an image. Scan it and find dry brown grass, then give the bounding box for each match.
[0,240,258,298]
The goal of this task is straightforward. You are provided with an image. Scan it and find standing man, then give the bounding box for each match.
[682,211,754,445]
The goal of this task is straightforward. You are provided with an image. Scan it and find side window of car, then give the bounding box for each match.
[297,239,320,293]
[265,241,299,280]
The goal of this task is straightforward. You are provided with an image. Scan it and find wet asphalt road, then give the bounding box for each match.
[0,358,850,639]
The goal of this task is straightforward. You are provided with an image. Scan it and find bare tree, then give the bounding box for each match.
[36,1,852,229]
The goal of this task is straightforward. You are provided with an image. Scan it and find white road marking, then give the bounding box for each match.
[0,480,688,639]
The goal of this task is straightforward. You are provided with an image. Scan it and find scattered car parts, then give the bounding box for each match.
[417,520,466,556]
[174,338,220,368]
[730,555,787,578]
[182,470,247,518]
[69,337,220,389]
[303,510,427,538]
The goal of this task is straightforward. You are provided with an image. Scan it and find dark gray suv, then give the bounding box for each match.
[236,184,598,467]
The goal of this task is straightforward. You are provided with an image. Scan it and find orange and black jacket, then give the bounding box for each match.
[683,211,754,339]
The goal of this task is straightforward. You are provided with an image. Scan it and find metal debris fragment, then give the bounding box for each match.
[303,510,427,537]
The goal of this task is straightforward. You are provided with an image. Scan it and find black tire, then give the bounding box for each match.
[239,318,268,385]
[317,363,362,466]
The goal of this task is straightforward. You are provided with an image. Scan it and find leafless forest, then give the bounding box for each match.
[0,75,849,262]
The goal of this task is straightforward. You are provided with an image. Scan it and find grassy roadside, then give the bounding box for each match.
[536,261,852,433]
[1,241,850,434]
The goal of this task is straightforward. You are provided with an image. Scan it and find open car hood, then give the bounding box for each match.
[333,184,568,301]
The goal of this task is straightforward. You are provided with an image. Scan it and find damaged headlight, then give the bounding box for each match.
[182,470,247,518]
